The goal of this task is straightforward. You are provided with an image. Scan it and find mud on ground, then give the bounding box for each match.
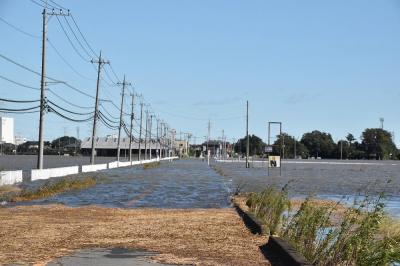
[0,205,269,265]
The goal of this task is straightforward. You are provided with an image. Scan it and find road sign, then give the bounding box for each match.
[264,146,273,153]
[268,155,281,168]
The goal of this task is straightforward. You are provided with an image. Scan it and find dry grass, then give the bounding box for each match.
[0,185,21,199]
[10,177,96,202]
[143,162,161,170]
[0,205,269,265]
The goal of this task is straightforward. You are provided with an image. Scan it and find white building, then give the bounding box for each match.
[15,136,27,146]
[0,117,15,144]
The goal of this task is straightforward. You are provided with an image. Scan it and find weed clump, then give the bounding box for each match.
[245,184,400,265]
[246,184,290,235]
[143,162,160,170]
[11,177,96,202]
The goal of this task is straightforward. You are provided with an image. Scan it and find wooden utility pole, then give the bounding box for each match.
[246,101,250,168]
[117,75,130,162]
[129,93,135,164]
[90,51,109,164]
[37,6,70,169]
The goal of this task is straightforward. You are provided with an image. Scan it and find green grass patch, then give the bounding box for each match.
[11,177,96,202]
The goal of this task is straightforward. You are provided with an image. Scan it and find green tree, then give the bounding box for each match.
[51,136,80,149]
[235,134,266,156]
[361,128,397,160]
[272,133,309,159]
[300,130,336,158]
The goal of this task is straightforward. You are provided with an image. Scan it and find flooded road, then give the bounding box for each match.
[16,160,232,208]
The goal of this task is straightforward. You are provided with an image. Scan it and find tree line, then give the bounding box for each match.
[235,128,399,160]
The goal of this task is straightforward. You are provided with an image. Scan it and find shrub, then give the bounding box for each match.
[246,184,290,235]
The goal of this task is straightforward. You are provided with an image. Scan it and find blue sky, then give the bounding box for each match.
[0,0,399,146]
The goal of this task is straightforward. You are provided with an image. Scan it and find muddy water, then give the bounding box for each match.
[16,160,232,208]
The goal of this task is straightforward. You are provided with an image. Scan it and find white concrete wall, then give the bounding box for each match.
[0,170,23,185]
[108,161,119,169]
[31,166,79,181]
[118,161,131,167]
[81,164,107,173]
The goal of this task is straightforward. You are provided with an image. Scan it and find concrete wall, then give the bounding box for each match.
[0,170,23,185]
[108,161,119,169]
[31,166,79,181]
[118,161,131,167]
[81,164,107,173]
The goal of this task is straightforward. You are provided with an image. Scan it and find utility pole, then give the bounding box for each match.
[90,51,109,164]
[207,120,211,154]
[222,129,225,159]
[380,117,384,129]
[340,140,343,160]
[294,137,297,159]
[149,114,153,159]
[156,119,159,158]
[159,122,163,158]
[37,6,70,169]
[138,101,143,161]
[144,110,148,160]
[163,123,167,158]
[117,75,130,162]
[129,93,135,164]
[246,100,250,168]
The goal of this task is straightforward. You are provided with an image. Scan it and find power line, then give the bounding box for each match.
[48,106,93,123]
[0,97,39,103]
[62,16,93,59]
[55,15,89,62]
[48,0,67,11]
[0,53,42,76]
[99,104,119,120]
[0,74,39,90]
[48,100,94,115]
[0,106,40,112]
[0,53,95,99]
[28,0,47,8]
[47,89,93,109]
[70,14,97,57]
[0,16,40,38]
[108,63,120,82]
[47,38,94,80]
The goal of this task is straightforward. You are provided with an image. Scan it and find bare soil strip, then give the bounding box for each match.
[0,205,269,265]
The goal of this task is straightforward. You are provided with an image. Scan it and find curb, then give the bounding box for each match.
[233,202,312,266]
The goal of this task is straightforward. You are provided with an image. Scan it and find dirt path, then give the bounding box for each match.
[0,205,269,265]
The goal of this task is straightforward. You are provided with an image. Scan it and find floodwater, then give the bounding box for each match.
[10,158,400,217]
[215,159,400,217]
[16,160,232,209]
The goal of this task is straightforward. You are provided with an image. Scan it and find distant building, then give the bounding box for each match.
[15,136,27,146]
[80,136,169,157]
[173,139,189,157]
[0,117,14,144]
